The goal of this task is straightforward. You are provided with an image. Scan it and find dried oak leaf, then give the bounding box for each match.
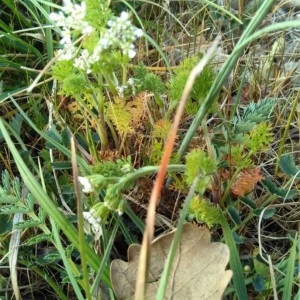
[231,168,263,197]
[110,223,232,300]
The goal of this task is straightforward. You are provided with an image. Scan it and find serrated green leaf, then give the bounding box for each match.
[0,193,17,203]
[9,113,23,137]
[25,194,35,211]
[1,170,10,190]
[0,205,29,214]
[44,252,62,262]
[30,254,59,266]
[25,233,52,246]
[279,155,300,178]
[66,244,75,258]
[44,126,62,149]
[15,220,41,229]
[234,120,256,133]
[12,180,20,191]
[262,178,297,199]
[38,208,47,223]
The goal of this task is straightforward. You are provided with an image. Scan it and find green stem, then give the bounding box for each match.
[122,64,127,86]
[104,73,118,96]
[116,164,186,189]
[220,167,241,207]
[96,75,109,148]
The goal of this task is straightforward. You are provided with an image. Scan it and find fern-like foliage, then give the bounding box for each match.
[126,93,147,128]
[152,119,172,140]
[188,196,222,227]
[168,54,215,115]
[134,65,164,98]
[106,93,147,138]
[229,146,254,169]
[245,121,274,153]
[0,170,47,239]
[106,98,133,136]
[185,149,217,193]
[149,139,164,165]
[149,119,173,164]
[221,99,275,170]
[51,59,75,82]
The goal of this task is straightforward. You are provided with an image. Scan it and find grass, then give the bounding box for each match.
[0,0,299,299]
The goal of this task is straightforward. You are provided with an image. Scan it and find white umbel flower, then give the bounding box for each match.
[50,1,143,72]
[78,176,94,193]
[83,210,102,238]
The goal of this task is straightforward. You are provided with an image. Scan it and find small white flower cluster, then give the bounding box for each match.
[127,78,136,95]
[104,12,143,58]
[78,176,126,219]
[74,11,143,73]
[50,0,93,60]
[83,210,102,235]
[78,176,94,193]
[116,85,127,98]
[116,77,137,97]
[50,1,143,73]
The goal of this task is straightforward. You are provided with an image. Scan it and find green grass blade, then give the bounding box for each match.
[8,95,90,173]
[2,0,31,27]
[143,31,171,73]
[51,218,85,300]
[220,217,247,299]
[202,0,243,24]
[0,31,44,62]
[20,0,54,60]
[282,235,298,300]
[177,0,277,159]
[91,219,119,297]
[0,119,111,287]
[125,205,145,234]
[0,87,28,103]
[0,119,39,174]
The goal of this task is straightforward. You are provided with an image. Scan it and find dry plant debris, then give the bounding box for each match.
[110,223,232,300]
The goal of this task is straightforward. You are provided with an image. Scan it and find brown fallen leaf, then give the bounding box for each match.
[110,223,232,299]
